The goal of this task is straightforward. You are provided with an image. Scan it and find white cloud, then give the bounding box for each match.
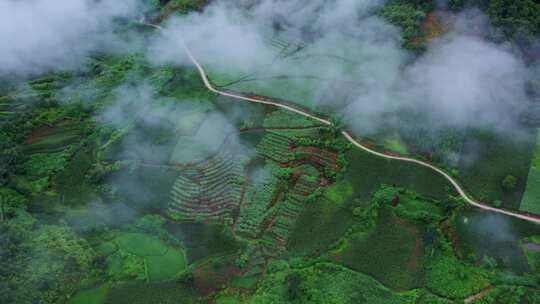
[0,0,142,77]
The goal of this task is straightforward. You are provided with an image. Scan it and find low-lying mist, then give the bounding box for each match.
[147,0,533,141]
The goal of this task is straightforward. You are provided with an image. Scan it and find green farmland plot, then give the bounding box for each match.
[100,232,187,283]
[69,285,109,304]
[459,129,536,210]
[287,181,355,257]
[104,281,197,304]
[345,149,452,202]
[22,123,84,154]
[338,207,424,291]
[521,129,540,215]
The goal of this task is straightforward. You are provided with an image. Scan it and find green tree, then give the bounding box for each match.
[0,132,25,186]
[487,0,540,42]
[502,175,517,192]
[379,3,426,51]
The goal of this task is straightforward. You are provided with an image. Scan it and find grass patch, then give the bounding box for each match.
[160,0,209,18]
[338,207,423,291]
[520,168,540,215]
[22,123,83,154]
[105,232,188,282]
[146,249,187,282]
[287,196,355,257]
[392,192,444,223]
[104,281,197,304]
[166,223,240,262]
[68,285,109,304]
[169,115,230,164]
[224,75,319,109]
[522,242,540,273]
[116,232,169,256]
[323,181,353,207]
[424,242,490,300]
[250,262,410,303]
[345,149,451,202]
[24,152,68,177]
[520,129,540,215]
[230,276,259,289]
[384,137,409,155]
[53,149,98,206]
[287,181,355,257]
[454,209,535,274]
[105,165,180,212]
[459,129,536,209]
[263,109,321,128]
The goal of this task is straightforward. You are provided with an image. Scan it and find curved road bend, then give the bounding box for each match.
[143,22,540,225]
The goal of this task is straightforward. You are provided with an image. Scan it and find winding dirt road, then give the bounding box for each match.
[144,22,540,225]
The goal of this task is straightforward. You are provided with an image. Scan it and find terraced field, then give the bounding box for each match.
[168,151,245,224]
[258,164,321,258]
[255,126,324,164]
[22,123,84,154]
[234,162,283,238]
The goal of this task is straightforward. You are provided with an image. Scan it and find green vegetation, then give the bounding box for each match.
[245,262,412,303]
[379,3,426,51]
[160,0,209,19]
[287,181,354,257]
[522,239,540,274]
[383,137,409,155]
[337,206,423,291]
[2,1,540,302]
[459,129,535,209]
[102,231,187,282]
[520,130,540,215]
[168,151,244,224]
[263,109,321,128]
[424,239,491,299]
[486,0,540,42]
[345,149,452,202]
[68,285,109,304]
[382,186,445,223]
[169,116,229,164]
[104,281,197,304]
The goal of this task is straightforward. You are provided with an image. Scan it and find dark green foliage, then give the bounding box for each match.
[3,3,540,302]
[453,209,538,274]
[0,211,100,304]
[286,272,307,303]
[340,206,424,291]
[250,262,411,303]
[448,0,465,10]
[54,149,98,206]
[287,195,355,257]
[379,3,426,51]
[375,185,445,224]
[104,281,197,304]
[487,0,540,42]
[458,129,536,209]
[166,223,240,262]
[345,149,452,203]
[0,132,25,186]
[159,0,209,19]
[424,238,490,299]
[502,175,518,192]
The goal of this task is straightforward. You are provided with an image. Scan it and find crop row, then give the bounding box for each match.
[234,163,283,237]
[168,152,244,224]
[256,132,293,163]
[293,146,339,171]
[259,165,320,257]
[263,110,319,129]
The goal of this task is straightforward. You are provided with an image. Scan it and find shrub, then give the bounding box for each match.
[502,175,517,192]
